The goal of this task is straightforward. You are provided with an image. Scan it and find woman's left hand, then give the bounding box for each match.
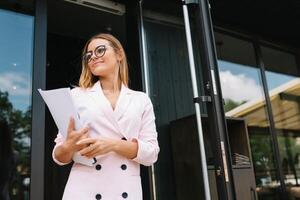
[77,137,117,158]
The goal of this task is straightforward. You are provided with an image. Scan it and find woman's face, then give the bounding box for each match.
[86,38,120,78]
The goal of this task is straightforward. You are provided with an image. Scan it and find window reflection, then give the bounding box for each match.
[0,8,34,200]
[263,46,300,200]
[215,32,281,199]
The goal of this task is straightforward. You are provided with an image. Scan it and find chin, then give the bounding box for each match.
[92,71,109,77]
[90,66,114,77]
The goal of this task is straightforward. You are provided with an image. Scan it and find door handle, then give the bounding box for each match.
[193,96,212,103]
[250,187,257,200]
[216,166,222,177]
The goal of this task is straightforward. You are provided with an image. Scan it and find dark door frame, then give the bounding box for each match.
[30,0,47,199]
[184,0,236,199]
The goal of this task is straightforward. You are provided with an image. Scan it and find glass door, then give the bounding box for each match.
[262,46,300,200]
[214,32,278,200]
[139,1,233,199]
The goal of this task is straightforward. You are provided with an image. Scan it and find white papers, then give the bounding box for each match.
[38,88,95,166]
[38,88,80,137]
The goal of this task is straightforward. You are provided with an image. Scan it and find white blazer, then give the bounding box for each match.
[52,81,160,200]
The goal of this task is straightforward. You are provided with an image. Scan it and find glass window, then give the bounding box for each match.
[0,0,34,15]
[215,32,281,199]
[263,46,300,200]
[0,8,34,200]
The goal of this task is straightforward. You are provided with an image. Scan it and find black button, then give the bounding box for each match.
[95,194,102,199]
[121,137,127,141]
[121,164,127,170]
[95,164,102,171]
[122,192,128,198]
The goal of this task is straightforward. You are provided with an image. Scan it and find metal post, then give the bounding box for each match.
[138,1,157,200]
[255,43,287,198]
[182,1,212,200]
[139,0,151,94]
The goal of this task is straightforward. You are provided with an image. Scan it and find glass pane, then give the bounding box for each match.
[0,8,34,200]
[0,0,34,15]
[263,46,300,200]
[215,32,281,199]
[142,1,218,199]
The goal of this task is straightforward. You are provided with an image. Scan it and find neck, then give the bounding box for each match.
[100,77,120,93]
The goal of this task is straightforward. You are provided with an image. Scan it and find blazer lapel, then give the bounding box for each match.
[87,81,121,136]
[114,84,132,122]
[86,81,130,138]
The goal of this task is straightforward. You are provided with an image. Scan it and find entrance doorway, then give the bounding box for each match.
[44,1,148,200]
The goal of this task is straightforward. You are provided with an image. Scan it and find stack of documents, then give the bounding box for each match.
[38,88,94,166]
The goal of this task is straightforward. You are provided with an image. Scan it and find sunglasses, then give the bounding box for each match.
[83,45,108,63]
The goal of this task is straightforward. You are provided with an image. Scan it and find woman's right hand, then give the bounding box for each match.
[62,117,90,154]
[54,117,90,164]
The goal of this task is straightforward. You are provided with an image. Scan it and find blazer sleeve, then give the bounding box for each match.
[132,95,160,166]
[52,132,72,166]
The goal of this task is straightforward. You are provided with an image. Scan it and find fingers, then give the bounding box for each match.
[75,127,89,138]
[67,117,75,133]
[79,143,98,156]
[65,120,90,152]
[75,132,90,149]
[76,138,95,145]
[68,117,89,136]
[80,126,90,134]
[80,131,89,139]
[84,147,100,158]
[76,138,96,153]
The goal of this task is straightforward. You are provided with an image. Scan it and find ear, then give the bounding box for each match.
[116,49,124,62]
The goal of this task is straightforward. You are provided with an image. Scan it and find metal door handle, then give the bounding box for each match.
[250,187,257,200]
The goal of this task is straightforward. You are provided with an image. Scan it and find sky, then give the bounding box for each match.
[0,9,34,112]
[218,60,296,103]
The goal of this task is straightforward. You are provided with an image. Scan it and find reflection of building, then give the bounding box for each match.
[227,78,300,130]
[1,0,300,200]
[227,78,300,198]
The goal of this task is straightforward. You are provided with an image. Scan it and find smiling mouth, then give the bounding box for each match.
[93,61,103,66]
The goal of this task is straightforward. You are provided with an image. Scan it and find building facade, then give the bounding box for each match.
[1,0,300,200]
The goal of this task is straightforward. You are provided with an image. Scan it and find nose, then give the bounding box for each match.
[90,52,98,60]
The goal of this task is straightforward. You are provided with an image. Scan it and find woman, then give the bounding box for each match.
[52,33,159,200]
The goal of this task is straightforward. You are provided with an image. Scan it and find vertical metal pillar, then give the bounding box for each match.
[182,1,212,200]
[138,1,157,200]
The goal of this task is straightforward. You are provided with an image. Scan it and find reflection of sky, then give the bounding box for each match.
[218,60,261,84]
[265,71,296,91]
[0,9,34,112]
[218,60,296,102]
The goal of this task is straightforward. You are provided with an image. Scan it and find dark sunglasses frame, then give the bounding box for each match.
[83,45,107,63]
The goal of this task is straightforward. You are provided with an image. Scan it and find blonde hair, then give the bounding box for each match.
[79,33,129,90]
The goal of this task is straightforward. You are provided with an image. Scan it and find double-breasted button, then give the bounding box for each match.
[121,137,127,141]
[95,193,102,199]
[122,192,128,198]
[95,164,102,171]
[121,164,127,170]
